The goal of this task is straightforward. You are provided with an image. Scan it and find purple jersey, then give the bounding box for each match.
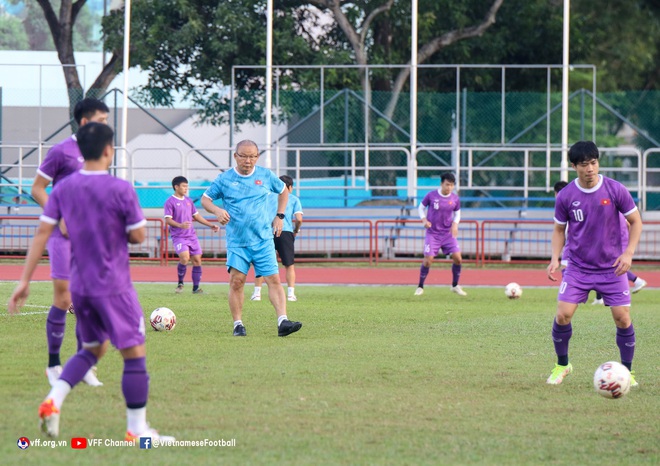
[554,175,637,272]
[37,136,84,186]
[41,170,146,297]
[164,195,198,241]
[421,189,460,236]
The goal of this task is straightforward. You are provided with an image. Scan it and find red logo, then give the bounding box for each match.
[17,437,30,450]
[255,180,263,185]
[601,198,611,206]
[71,438,87,449]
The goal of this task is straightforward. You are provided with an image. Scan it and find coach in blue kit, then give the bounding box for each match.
[201,140,302,337]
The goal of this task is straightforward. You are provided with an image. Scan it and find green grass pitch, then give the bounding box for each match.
[1,282,658,465]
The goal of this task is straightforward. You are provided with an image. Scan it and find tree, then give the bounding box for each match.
[34,0,119,123]
[0,15,30,49]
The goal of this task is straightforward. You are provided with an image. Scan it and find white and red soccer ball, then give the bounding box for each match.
[594,361,631,399]
[504,282,523,299]
[150,307,176,331]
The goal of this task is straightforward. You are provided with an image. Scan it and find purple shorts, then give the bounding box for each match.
[47,230,71,281]
[424,233,460,258]
[558,266,631,307]
[172,237,202,256]
[72,288,146,350]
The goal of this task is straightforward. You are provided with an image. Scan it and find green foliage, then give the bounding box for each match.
[0,14,29,49]
[1,281,659,464]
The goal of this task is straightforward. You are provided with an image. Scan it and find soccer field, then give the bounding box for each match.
[2,282,658,465]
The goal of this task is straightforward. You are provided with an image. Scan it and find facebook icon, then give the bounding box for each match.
[139,437,151,449]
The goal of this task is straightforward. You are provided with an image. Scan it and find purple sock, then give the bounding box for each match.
[122,357,149,409]
[626,271,637,282]
[451,264,461,287]
[418,265,430,287]
[616,324,635,369]
[60,350,97,387]
[46,306,67,366]
[177,263,187,283]
[552,320,572,365]
[192,266,202,289]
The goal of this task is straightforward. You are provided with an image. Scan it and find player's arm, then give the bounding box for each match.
[31,174,51,208]
[165,216,191,230]
[451,210,461,237]
[193,212,220,232]
[273,188,289,237]
[127,221,146,244]
[201,195,230,225]
[293,212,303,235]
[613,210,643,275]
[7,221,56,314]
[418,202,431,228]
[546,223,566,281]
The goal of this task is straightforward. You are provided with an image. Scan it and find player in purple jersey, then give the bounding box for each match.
[546,141,643,386]
[31,98,109,388]
[8,123,174,442]
[165,176,220,294]
[414,172,467,296]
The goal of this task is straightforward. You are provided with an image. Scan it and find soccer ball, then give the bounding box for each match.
[504,282,523,299]
[150,307,176,331]
[593,361,631,399]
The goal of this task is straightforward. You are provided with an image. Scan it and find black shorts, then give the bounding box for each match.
[274,231,295,266]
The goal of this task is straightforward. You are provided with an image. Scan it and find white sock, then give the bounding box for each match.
[47,380,72,409]
[253,286,262,295]
[277,315,287,327]
[126,407,148,434]
[233,320,243,328]
[287,287,295,296]
[634,277,643,285]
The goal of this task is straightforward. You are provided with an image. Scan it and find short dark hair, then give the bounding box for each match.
[568,141,599,165]
[279,175,293,188]
[441,172,456,184]
[76,122,114,161]
[172,176,188,189]
[554,181,568,194]
[73,98,110,125]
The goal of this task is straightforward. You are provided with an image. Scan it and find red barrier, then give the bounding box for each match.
[374,219,479,264]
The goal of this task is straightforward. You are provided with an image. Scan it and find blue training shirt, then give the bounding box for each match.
[203,167,285,247]
[265,192,303,233]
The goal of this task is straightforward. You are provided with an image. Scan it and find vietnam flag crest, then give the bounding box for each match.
[255,179,263,185]
[600,198,611,206]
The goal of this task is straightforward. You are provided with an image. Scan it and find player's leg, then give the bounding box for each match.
[592,291,604,305]
[191,253,203,294]
[226,248,250,336]
[175,243,190,293]
[448,248,466,296]
[547,301,578,385]
[285,265,297,301]
[547,267,588,385]
[628,270,647,293]
[255,240,301,336]
[599,271,638,386]
[40,293,110,437]
[189,239,204,293]
[416,235,439,295]
[276,232,297,301]
[251,276,265,301]
[45,278,71,384]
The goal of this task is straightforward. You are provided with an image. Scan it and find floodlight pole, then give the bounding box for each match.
[409,0,418,200]
[560,0,570,182]
[119,0,131,180]
[265,0,273,169]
